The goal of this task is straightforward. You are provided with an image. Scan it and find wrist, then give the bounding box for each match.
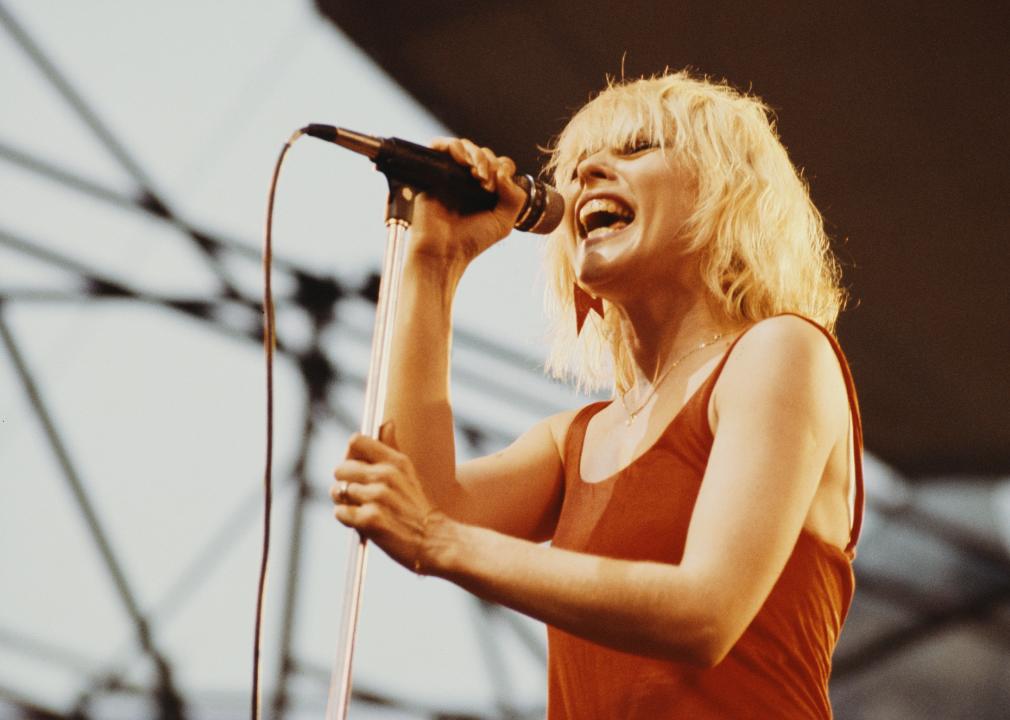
[404,242,469,284]
[416,510,463,578]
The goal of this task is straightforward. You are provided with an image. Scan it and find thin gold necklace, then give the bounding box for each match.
[618,333,725,426]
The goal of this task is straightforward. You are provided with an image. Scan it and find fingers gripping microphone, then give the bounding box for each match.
[303,124,564,234]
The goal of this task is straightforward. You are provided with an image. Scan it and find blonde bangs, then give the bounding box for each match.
[546,85,681,190]
[540,71,846,395]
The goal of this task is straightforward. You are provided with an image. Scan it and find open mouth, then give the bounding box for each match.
[578,197,635,240]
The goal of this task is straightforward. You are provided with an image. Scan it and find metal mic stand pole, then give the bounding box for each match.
[325,180,416,720]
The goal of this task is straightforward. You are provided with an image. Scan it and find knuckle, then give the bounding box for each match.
[334,461,357,480]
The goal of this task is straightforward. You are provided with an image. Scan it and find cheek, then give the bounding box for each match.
[647,192,694,244]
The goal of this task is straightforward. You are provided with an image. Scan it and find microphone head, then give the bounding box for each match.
[526,186,565,234]
[513,176,565,234]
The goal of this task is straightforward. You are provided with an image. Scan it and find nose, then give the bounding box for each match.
[575,149,617,185]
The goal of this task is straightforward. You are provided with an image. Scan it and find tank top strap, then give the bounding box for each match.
[562,401,609,480]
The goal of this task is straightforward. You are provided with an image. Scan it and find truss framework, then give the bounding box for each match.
[2,4,1008,719]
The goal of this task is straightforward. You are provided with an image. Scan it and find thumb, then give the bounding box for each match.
[379,419,398,450]
[494,162,527,218]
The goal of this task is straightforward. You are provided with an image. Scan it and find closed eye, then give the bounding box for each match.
[567,139,658,180]
[619,139,657,155]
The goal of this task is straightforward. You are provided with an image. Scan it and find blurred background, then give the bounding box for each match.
[1,1,1008,718]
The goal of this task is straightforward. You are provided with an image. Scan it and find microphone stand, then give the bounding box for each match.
[325,179,416,720]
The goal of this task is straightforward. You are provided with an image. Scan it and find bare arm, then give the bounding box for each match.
[453,409,577,541]
[336,317,849,665]
[381,138,567,539]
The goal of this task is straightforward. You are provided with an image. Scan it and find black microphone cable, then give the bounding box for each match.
[254,126,303,720]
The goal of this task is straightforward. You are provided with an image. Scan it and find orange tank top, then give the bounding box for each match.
[547,317,865,719]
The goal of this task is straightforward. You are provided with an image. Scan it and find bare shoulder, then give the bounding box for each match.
[727,315,839,379]
[737,314,833,356]
[544,407,584,458]
[714,315,847,426]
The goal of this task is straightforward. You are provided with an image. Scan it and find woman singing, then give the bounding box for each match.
[331,71,863,719]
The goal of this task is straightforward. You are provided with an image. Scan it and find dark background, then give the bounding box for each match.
[319,0,1010,479]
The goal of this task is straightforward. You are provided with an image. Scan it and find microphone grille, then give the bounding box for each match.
[513,176,565,235]
[527,186,564,234]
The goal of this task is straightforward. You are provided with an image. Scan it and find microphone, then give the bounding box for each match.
[302,124,564,234]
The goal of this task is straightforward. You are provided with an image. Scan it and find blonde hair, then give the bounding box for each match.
[542,70,846,393]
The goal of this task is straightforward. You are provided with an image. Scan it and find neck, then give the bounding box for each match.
[612,290,741,392]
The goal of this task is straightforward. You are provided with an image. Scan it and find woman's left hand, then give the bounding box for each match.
[331,423,438,573]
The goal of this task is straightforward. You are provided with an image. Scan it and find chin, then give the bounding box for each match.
[575,255,608,291]
[575,249,631,298]
[573,227,645,289]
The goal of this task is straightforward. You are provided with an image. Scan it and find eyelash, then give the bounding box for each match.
[620,139,656,155]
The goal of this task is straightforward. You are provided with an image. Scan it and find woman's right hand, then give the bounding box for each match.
[407,138,528,273]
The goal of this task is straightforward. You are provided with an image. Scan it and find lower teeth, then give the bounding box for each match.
[587,222,628,239]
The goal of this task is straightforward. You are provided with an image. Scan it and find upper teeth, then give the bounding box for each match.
[578,197,634,234]
[577,196,630,238]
